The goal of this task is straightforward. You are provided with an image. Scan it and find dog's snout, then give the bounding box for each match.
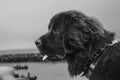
[35,39,42,45]
[40,36,48,44]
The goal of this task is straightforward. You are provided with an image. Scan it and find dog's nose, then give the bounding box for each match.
[35,39,42,45]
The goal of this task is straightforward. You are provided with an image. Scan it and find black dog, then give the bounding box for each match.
[35,10,120,80]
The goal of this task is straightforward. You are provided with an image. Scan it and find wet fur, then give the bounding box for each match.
[35,10,120,80]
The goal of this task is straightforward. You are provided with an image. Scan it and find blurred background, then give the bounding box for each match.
[0,1,120,80]
[0,0,120,50]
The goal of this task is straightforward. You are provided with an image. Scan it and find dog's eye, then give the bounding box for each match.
[52,29,60,35]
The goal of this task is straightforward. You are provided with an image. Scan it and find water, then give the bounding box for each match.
[0,62,87,80]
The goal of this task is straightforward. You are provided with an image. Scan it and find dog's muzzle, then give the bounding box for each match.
[35,39,48,60]
[35,39,65,61]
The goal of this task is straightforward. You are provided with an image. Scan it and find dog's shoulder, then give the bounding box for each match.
[99,39,120,63]
[90,40,120,80]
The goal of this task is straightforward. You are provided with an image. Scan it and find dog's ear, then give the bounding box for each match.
[63,17,108,54]
[63,26,90,53]
[85,17,105,40]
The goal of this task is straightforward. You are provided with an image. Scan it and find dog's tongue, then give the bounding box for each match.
[42,55,48,61]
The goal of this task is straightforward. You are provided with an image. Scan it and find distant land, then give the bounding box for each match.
[0,48,39,54]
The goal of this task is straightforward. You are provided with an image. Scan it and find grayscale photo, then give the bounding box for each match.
[0,0,120,80]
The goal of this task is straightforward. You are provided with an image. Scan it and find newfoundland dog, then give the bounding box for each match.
[35,10,120,80]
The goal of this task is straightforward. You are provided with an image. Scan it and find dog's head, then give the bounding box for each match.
[35,10,115,77]
[35,12,66,59]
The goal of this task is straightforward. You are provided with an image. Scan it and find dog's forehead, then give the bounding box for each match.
[49,16,65,30]
[50,18,65,32]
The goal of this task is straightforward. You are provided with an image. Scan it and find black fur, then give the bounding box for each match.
[90,42,120,80]
[35,10,120,80]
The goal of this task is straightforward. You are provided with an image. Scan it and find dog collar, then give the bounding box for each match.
[91,39,119,62]
[85,39,120,78]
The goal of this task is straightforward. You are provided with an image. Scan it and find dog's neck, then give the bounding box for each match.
[85,39,119,79]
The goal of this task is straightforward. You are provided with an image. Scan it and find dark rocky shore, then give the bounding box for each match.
[0,53,40,63]
[0,53,65,63]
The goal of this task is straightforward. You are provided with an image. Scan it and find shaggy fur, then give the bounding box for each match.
[35,10,120,80]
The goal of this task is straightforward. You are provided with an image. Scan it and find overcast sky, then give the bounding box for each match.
[0,0,120,50]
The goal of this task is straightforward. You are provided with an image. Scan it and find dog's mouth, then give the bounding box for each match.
[42,55,48,60]
[36,44,65,61]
